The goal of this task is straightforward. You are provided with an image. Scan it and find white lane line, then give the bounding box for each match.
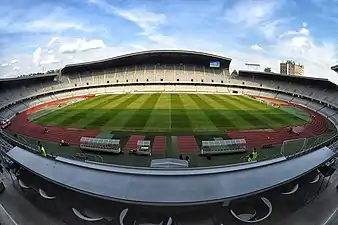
[322,206,338,225]
[0,203,19,225]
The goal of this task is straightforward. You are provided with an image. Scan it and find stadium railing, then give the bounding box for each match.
[283,132,338,160]
[0,130,57,159]
[1,127,337,169]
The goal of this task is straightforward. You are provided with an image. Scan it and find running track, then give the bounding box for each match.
[6,95,332,150]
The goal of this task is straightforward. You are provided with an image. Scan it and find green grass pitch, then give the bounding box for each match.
[33,94,308,132]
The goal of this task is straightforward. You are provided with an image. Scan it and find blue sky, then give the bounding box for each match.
[0,0,338,84]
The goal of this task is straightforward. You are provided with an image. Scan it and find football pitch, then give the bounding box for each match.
[33,94,308,132]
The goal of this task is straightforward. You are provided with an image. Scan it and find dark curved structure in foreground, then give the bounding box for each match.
[6,146,336,206]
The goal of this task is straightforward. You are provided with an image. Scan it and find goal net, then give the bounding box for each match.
[280,138,307,157]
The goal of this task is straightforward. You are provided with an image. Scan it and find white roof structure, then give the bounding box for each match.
[202,139,246,147]
[80,137,120,145]
[137,140,151,146]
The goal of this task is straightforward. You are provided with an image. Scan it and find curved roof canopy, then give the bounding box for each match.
[0,73,57,86]
[61,50,232,74]
[332,64,338,73]
[7,146,336,206]
[239,70,337,88]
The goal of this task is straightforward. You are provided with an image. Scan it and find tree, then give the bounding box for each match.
[264,67,272,73]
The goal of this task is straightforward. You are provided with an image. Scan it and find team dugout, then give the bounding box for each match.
[201,139,247,155]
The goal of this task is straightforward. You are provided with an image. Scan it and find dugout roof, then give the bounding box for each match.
[7,146,336,206]
[137,140,151,146]
[80,137,120,145]
[202,139,246,147]
[61,50,232,74]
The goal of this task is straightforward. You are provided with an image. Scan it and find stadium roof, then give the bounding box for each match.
[7,146,336,206]
[61,50,232,74]
[239,70,337,87]
[0,73,57,84]
[331,64,338,72]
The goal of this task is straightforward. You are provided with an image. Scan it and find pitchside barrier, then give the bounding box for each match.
[281,132,338,157]
[0,137,13,168]
[280,138,307,157]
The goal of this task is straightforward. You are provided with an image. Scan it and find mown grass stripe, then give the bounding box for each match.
[189,94,236,130]
[86,94,144,128]
[228,95,291,125]
[170,94,192,131]
[101,94,151,130]
[142,94,170,132]
[58,95,123,126]
[122,94,161,129]
[208,95,272,128]
[35,95,111,124]
[179,94,218,131]
[69,95,132,129]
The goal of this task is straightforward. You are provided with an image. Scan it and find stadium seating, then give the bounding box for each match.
[0,66,338,139]
[1,64,337,225]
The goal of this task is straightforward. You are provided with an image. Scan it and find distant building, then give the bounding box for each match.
[264,67,272,73]
[280,60,304,76]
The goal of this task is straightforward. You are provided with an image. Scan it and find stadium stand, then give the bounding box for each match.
[0,50,338,225]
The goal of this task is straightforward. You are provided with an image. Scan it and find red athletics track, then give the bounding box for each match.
[228,96,331,149]
[7,95,100,145]
[6,95,332,150]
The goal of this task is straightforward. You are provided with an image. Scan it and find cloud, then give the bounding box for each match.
[47,37,58,48]
[260,19,291,39]
[279,24,310,38]
[251,44,263,51]
[33,47,42,66]
[223,0,291,40]
[80,39,106,52]
[24,7,90,33]
[26,20,86,32]
[0,59,18,68]
[224,0,282,27]
[40,55,61,65]
[10,59,18,64]
[59,44,77,54]
[114,7,166,35]
[89,0,166,35]
[59,38,106,53]
[12,66,20,71]
[147,34,177,47]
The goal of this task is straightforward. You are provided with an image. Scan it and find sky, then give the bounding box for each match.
[0,0,338,84]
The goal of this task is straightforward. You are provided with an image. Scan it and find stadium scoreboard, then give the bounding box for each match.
[210,61,220,68]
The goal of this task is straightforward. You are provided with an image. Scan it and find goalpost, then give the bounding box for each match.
[280,138,308,157]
